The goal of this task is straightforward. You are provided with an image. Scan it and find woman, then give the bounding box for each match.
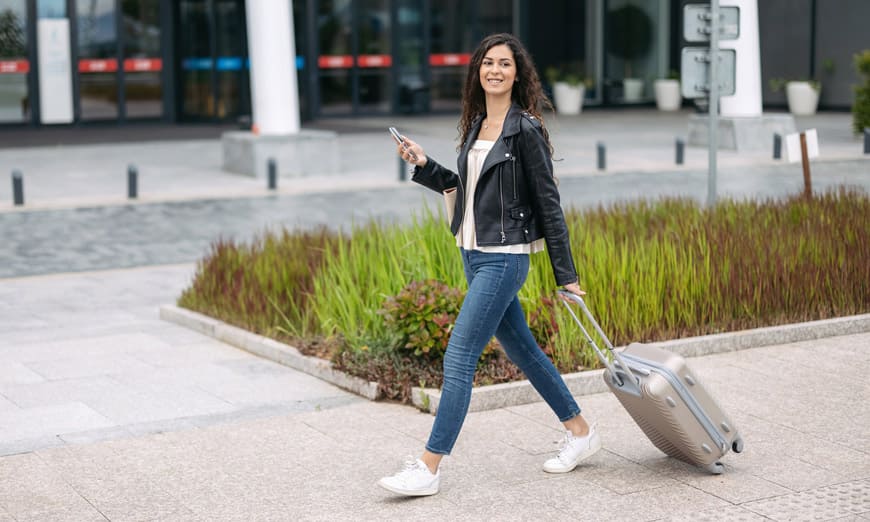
[379,33,600,497]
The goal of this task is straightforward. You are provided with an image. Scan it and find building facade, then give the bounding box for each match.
[0,0,867,127]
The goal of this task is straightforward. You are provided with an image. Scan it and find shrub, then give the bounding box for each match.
[379,279,501,362]
[853,50,870,135]
[380,279,465,359]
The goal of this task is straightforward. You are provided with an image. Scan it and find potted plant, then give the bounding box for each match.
[770,78,821,116]
[852,49,870,135]
[769,59,834,116]
[654,70,682,111]
[545,65,593,115]
[607,3,653,102]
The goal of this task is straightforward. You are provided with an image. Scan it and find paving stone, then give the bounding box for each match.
[0,402,115,443]
[743,479,870,521]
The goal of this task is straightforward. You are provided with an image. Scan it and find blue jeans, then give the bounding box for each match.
[425,249,581,455]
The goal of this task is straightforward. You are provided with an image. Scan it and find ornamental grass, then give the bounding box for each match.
[178,188,870,402]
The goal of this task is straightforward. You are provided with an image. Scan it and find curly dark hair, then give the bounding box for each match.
[458,33,554,155]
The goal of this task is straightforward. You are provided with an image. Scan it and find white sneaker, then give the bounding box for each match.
[543,424,602,473]
[378,457,440,496]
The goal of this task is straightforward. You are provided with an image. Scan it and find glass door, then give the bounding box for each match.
[316,0,391,116]
[428,0,472,112]
[177,0,248,121]
[122,0,163,119]
[73,0,163,122]
[0,0,30,123]
[75,0,119,120]
[395,0,426,113]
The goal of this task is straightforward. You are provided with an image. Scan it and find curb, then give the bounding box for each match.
[160,304,870,414]
[159,305,380,400]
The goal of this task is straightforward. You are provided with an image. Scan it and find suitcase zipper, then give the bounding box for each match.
[620,353,728,454]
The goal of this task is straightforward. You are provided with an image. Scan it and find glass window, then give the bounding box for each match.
[37,0,65,18]
[0,0,29,122]
[122,0,162,118]
[76,0,119,120]
[429,0,472,111]
[604,0,664,104]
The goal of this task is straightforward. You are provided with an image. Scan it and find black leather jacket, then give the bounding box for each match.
[412,104,578,286]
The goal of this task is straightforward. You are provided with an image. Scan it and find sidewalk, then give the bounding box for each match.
[0,109,868,520]
[0,266,868,520]
[0,110,867,211]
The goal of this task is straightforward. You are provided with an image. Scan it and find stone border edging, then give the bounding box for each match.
[160,304,870,415]
[159,305,380,400]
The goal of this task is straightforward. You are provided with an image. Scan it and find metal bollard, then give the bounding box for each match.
[127,164,138,199]
[267,158,277,190]
[675,138,685,165]
[773,133,782,160]
[597,142,606,171]
[864,128,869,154]
[12,170,23,206]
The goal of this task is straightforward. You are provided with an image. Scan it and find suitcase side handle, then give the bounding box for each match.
[558,290,641,391]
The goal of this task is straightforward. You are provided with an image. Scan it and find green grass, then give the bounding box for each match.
[178,189,870,401]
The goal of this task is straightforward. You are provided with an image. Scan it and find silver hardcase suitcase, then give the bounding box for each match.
[560,291,744,474]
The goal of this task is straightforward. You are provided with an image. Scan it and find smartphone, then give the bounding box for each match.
[388,126,418,161]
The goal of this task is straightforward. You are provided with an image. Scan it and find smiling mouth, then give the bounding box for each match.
[487,79,504,84]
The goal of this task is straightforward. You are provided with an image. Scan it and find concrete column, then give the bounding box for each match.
[245,0,300,135]
[719,0,762,117]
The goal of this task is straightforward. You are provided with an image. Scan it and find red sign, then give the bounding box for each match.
[0,60,29,74]
[430,53,471,67]
[79,59,119,73]
[123,58,162,72]
[357,54,392,68]
[318,55,354,69]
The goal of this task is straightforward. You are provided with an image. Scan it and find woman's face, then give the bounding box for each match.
[478,44,517,98]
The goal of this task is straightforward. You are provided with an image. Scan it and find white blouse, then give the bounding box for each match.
[456,139,545,254]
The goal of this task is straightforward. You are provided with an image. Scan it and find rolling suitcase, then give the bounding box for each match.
[559,291,744,474]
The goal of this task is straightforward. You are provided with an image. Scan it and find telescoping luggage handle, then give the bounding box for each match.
[557,290,641,392]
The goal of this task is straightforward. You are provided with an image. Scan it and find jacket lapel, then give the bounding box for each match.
[479,104,521,175]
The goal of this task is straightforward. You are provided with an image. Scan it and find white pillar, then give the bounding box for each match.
[245,0,300,135]
[719,0,762,117]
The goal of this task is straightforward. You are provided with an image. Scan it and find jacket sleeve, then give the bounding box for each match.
[411,157,459,194]
[519,120,579,286]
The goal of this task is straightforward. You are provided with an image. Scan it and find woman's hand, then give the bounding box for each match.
[561,282,586,298]
[397,136,427,167]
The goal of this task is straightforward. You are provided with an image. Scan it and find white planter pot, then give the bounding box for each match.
[553,82,585,115]
[786,81,820,116]
[623,78,644,102]
[654,79,682,111]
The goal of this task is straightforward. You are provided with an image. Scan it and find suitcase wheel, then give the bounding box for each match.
[706,462,725,475]
[732,438,744,454]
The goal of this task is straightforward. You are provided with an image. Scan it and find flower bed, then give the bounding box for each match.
[178,189,870,403]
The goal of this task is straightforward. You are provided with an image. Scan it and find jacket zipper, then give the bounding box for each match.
[511,156,518,200]
[498,172,506,243]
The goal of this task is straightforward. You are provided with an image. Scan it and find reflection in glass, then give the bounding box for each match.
[179,0,211,118]
[0,0,28,122]
[37,0,66,18]
[214,0,245,118]
[358,0,390,112]
[318,0,352,114]
[429,0,471,111]
[605,0,660,103]
[77,0,118,119]
[123,0,162,118]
